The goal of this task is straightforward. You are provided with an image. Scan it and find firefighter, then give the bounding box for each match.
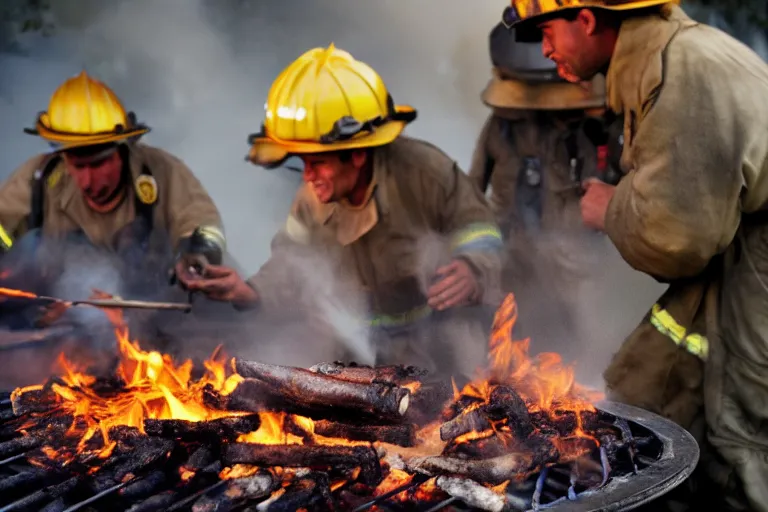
[469,21,623,359]
[0,71,225,326]
[178,44,504,384]
[503,0,768,510]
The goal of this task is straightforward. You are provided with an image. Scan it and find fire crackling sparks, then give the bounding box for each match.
[0,290,660,511]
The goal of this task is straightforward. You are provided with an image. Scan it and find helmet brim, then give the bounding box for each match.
[26,117,150,150]
[505,0,674,31]
[247,104,415,168]
[482,71,605,110]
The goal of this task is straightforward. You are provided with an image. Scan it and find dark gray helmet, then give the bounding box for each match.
[489,22,562,83]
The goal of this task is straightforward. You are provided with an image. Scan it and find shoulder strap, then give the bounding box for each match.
[28,155,62,230]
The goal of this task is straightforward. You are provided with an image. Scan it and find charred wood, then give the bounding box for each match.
[234,361,411,420]
[126,490,177,512]
[184,446,216,471]
[202,460,223,475]
[118,469,167,501]
[0,434,42,458]
[249,472,333,512]
[442,433,510,460]
[143,415,260,442]
[222,443,382,486]
[440,408,491,441]
[39,497,66,512]
[11,387,59,416]
[0,476,78,512]
[309,362,427,385]
[441,395,485,422]
[410,442,559,485]
[405,380,453,426]
[191,472,276,512]
[0,468,49,496]
[485,385,533,439]
[436,476,511,512]
[104,438,175,482]
[312,420,416,447]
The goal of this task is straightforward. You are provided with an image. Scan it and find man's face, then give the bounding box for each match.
[301,151,367,203]
[539,11,600,82]
[63,147,124,206]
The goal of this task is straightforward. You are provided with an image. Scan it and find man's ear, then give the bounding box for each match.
[577,8,598,36]
[351,149,368,169]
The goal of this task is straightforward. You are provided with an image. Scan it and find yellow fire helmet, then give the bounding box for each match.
[502,0,677,30]
[24,70,150,150]
[247,43,417,168]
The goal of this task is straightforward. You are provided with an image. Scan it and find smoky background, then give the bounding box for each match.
[0,0,761,391]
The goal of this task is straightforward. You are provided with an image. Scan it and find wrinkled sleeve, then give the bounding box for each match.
[467,115,495,194]
[605,59,742,280]
[424,160,503,304]
[0,157,42,250]
[164,156,225,252]
[245,189,314,311]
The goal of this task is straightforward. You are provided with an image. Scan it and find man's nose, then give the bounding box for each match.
[77,169,93,189]
[542,38,554,59]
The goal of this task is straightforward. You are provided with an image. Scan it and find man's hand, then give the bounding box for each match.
[581,178,616,231]
[427,259,479,311]
[178,264,259,306]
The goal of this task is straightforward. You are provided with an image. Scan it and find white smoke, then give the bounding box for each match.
[0,0,693,389]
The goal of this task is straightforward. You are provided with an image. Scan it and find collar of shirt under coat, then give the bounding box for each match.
[312,147,391,247]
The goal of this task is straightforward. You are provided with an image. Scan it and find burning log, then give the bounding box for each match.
[309,362,427,385]
[143,415,260,442]
[439,409,491,441]
[484,385,533,439]
[191,472,276,512]
[102,437,175,483]
[312,420,416,447]
[222,443,382,486]
[436,476,512,512]
[234,360,411,420]
[409,441,559,485]
[10,385,60,416]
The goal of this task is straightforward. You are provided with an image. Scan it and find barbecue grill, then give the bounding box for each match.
[0,391,698,512]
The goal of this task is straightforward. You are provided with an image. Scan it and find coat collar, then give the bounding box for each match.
[605,5,695,114]
[313,147,390,246]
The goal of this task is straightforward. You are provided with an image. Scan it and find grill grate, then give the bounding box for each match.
[0,396,698,512]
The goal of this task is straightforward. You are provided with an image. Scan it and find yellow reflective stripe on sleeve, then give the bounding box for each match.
[284,214,310,245]
[0,223,13,251]
[370,305,433,328]
[451,223,503,252]
[197,225,226,250]
[649,303,709,360]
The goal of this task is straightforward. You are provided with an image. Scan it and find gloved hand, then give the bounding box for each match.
[170,227,224,289]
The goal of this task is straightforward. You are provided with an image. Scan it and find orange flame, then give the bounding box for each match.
[33,318,245,459]
[453,293,604,459]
